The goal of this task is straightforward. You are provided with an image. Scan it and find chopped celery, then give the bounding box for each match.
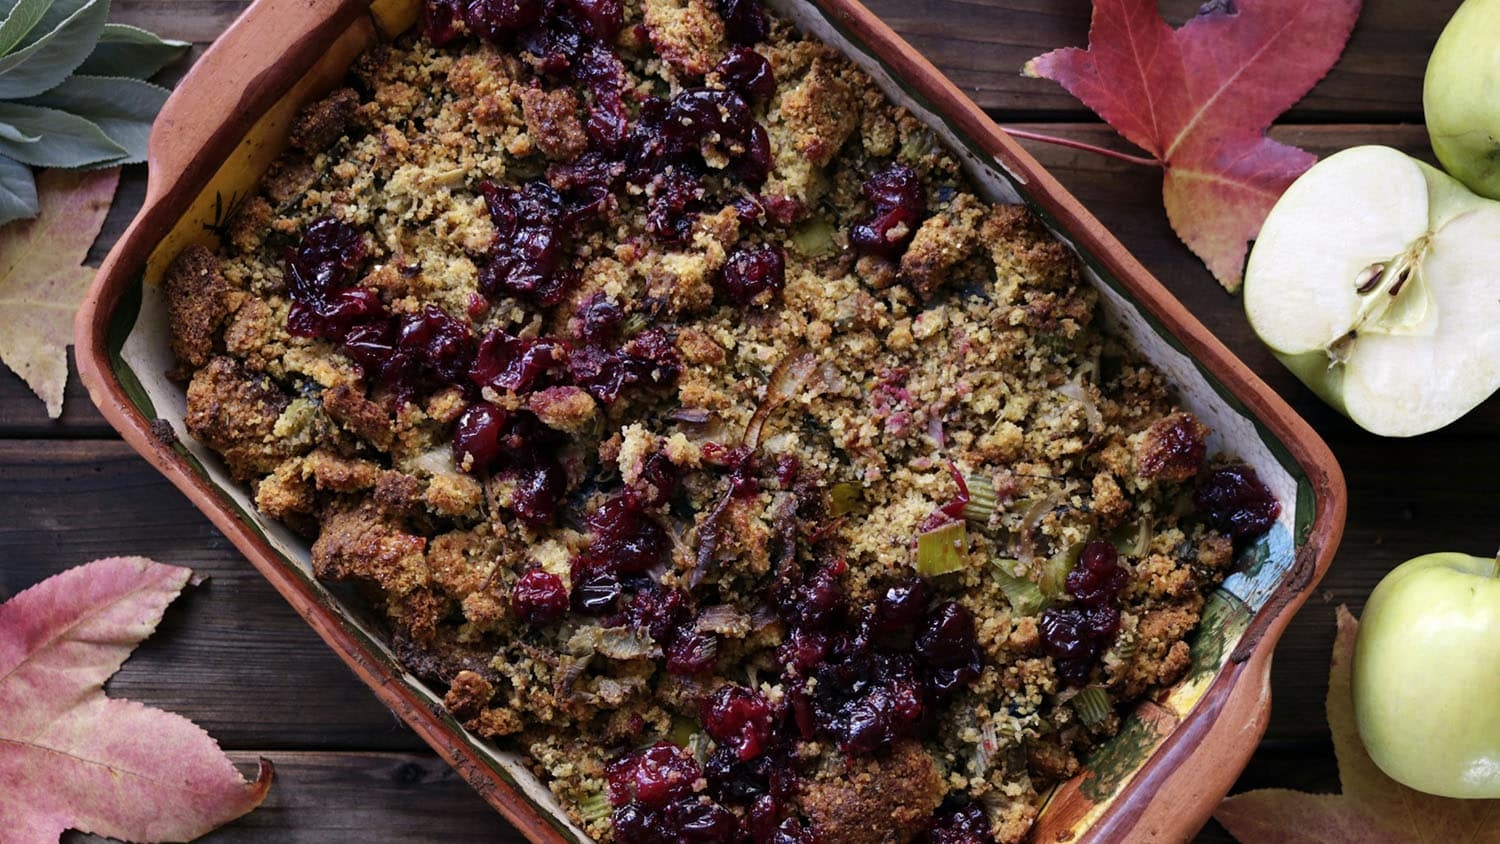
[791,218,837,257]
[1072,686,1112,727]
[1040,541,1082,598]
[916,520,968,576]
[991,559,1048,615]
[666,715,698,748]
[577,790,612,823]
[1109,519,1152,557]
[620,312,649,337]
[963,473,998,524]
[829,481,864,517]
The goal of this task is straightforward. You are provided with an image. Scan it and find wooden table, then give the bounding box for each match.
[2,0,1464,840]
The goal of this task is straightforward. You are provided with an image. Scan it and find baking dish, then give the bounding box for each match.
[74,0,1347,839]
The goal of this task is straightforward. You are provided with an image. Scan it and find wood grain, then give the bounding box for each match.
[61,752,523,843]
[0,0,1474,839]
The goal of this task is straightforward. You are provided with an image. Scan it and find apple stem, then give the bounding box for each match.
[1001,128,1163,169]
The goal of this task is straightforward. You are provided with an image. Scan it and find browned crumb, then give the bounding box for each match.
[796,742,945,844]
[184,356,293,479]
[520,86,587,161]
[164,245,241,373]
[289,87,361,152]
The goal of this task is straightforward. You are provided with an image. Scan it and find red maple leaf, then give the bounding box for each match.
[0,557,272,841]
[1022,0,1361,291]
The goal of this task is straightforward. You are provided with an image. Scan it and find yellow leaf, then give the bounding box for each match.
[0,167,120,417]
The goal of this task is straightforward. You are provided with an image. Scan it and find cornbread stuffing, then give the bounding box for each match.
[164,0,1279,841]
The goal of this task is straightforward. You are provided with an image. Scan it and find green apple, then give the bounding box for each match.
[1425,0,1500,200]
[1243,145,1500,437]
[1353,552,1500,798]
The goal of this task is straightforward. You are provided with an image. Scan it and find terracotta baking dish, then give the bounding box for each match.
[75,0,1347,840]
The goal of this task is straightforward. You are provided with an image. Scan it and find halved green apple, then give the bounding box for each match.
[1244,145,1500,436]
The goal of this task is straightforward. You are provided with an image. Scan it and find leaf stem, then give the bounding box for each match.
[1002,128,1162,169]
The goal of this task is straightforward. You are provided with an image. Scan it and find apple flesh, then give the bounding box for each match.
[1243,145,1500,436]
[1425,0,1500,200]
[1353,552,1500,798]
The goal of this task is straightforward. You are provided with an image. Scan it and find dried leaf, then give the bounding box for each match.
[0,165,116,416]
[1024,0,1361,290]
[0,557,273,842]
[1215,606,1500,843]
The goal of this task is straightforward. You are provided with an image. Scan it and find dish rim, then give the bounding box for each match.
[74,0,1349,840]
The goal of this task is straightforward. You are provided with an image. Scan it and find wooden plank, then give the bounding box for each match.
[105,0,1453,119]
[61,751,523,843]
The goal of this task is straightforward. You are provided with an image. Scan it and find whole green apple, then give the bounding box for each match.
[1244,145,1500,437]
[1353,552,1500,798]
[1426,0,1500,200]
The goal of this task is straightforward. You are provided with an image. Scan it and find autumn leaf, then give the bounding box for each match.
[0,557,273,842]
[1021,0,1361,291]
[0,166,118,417]
[1215,606,1500,843]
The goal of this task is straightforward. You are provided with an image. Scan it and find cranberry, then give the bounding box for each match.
[469,329,568,393]
[714,47,775,100]
[1064,539,1130,608]
[834,676,924,754]
[284,219,385,342]
[563,0,623,41]
[776,626,828,673]
[668,799,737,843]
[517,12,584,75]
[719,243,786,306]
[701,685,775,761]
[550,152,623,225]
[645,170,708,244]
[587,495,671,573]
[872,577,928,635]
[666,629,720,675]
[574,42,630,154]
[422,0,464,45]
[453,403,507,471]
[636,452,681,507]
[512,568,568,625]
[923,797,996,844]
[463,0,545,40]
[1039,606,1117,687]
[1140,414,1208,480]
[627,89,770,188]
[850,163,926,259]
[607,742,701,807]
[717,0,768,45]
[571,328,681,403]
[478,180,573,306]
[287,288,386,341]
[572,293,625,342]
[508,454,568,526]
[914,601,982,698]
[775,566,843,629]
[1195,464,1281,540]
[286,217,365,299]
[570,557,621,615]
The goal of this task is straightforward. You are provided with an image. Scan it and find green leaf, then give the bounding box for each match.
[0,102,123,167]
[0,153,37,226]
[76,23,189,79]
[22,75,169,163]
[0,0,51,57]
[0,120,39,142]
[0,0,109,99]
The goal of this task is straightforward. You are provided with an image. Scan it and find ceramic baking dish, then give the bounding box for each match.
[75,0,1347,839]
